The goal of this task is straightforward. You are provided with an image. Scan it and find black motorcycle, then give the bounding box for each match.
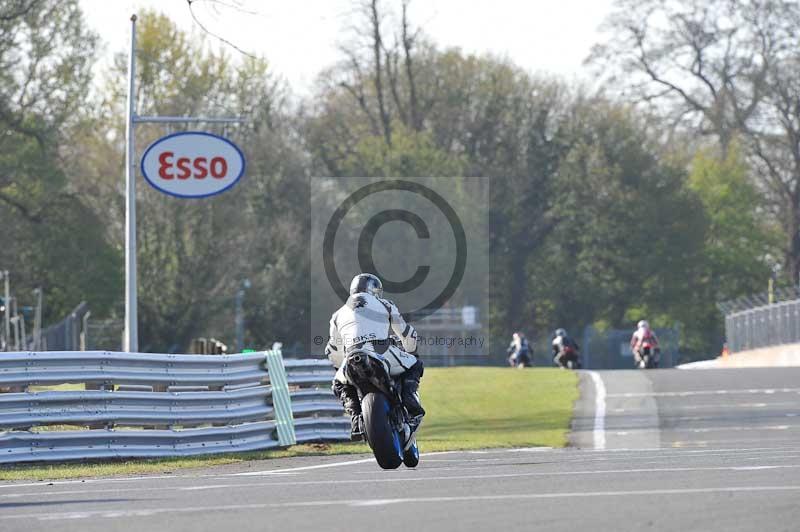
[555,346,582,370]
[341,349,420,469]
[508,351,532,368]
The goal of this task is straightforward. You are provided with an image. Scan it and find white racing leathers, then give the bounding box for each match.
[325,292,419,384]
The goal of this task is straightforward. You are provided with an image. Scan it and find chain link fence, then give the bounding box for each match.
[87,319,124,351]
[722,297,800,353]
[39,302,89,351]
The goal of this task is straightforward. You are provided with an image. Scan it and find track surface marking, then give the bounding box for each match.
[1,368,798,531]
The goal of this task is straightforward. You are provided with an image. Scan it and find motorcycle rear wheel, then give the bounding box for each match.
[362,392,403,470]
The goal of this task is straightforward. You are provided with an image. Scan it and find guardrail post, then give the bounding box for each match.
[265,349,296,446]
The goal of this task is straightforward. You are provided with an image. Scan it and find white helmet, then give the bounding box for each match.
[637,320,649,330]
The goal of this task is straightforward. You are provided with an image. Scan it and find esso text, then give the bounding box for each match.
[157,152,229,180]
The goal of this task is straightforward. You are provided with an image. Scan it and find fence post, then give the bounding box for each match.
[582,326,591,369]
[2,270,9,352]
[80,311,91,351]
[32,288,42,351]
[265,349,296,446]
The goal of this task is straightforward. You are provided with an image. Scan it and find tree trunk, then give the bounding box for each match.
[790,197,800,286]
[508,246,528,332]
[370,0,392,146]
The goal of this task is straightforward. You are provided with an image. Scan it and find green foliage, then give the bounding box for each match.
[0,0,119,322]
[342,123,465,177]
[678,143,776,353]
[94,10,307,352]
[527,101,707,338]
[688,143,776,294]
[2,2,783,358]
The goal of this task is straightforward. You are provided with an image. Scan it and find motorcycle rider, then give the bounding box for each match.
[630,320,660,367]
[506,332,532,367]
[325,273,425,441]
[552,328,580,369]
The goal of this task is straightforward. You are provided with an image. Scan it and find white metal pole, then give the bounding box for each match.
[124,14,138,353]
[81,311,91,351]
[19,304,27,351]
[33,288,42,350]
[11,298,19,350]
[2,271,9,351]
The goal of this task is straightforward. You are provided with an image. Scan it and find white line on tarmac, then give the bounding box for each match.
[588,371,606,450]
[680,402,800,409]
[335,485,800,507]
[5,485,800,520]
[233,457,377,476]
[608,388,800,398]
[10,463,798,500]
[2,445,796,492]
[683,425,792,433]
[0,474,184,490]
[667,437,800,447]
[5,445,794,491]
[504,447,555,452]
[322,446,800,475]
[231,448,550,476]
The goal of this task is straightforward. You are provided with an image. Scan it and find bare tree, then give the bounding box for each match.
[589,0,798,153]
[746,50,800,282]
[326,0,433,149]
[591,0,800,282]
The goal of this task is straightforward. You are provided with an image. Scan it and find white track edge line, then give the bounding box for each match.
[588,371,607,450]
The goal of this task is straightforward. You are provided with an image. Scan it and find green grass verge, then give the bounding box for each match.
[0,367,577,481]
[418,367,578,451]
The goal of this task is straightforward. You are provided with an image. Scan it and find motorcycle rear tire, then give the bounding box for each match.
[362,392,403,470]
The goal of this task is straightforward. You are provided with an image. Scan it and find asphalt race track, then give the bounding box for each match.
[1,368,799,532]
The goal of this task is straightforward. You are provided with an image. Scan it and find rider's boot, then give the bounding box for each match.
[401,377,425,429]
[333,381,363,441]
[401,377,424,447]
[401,360,425,418]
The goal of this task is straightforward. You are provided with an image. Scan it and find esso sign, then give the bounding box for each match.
[140,132,245,198]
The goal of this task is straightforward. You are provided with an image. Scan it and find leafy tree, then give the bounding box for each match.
[689,142,776,294]
[6,0,784,360]
[0,0,120,323]
[681,142,776,352]
[82,11,305,351]
[530,100,707,341]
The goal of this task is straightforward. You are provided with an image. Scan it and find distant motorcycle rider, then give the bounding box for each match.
[630,320,660,367]
[325,273,425,441]
[506,332,532,368]
[552,328,580,369]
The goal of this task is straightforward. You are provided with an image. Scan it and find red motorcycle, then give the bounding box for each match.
[635,340,659,369]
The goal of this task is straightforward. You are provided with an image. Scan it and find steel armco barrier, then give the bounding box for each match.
[0,350,348,464]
